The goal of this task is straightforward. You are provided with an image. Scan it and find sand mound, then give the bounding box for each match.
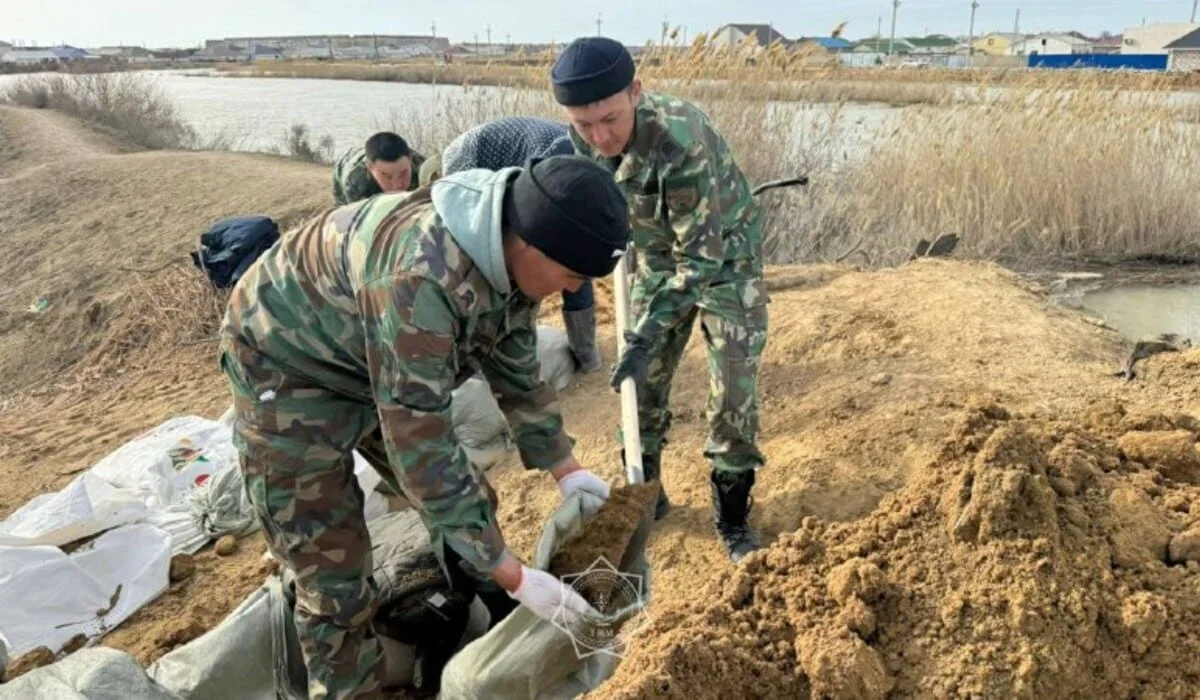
[0,111,330,398]
[0,105,130,177]
[598,401,1200,699]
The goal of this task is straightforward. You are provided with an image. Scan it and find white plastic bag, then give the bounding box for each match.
[537,325,576,392]
[0,524,172,658]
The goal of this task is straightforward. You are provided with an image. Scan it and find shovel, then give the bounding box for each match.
[612,249,645,486]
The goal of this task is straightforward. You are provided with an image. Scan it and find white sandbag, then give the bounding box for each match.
[439,489,653,699]
[537,324,576,392]
[0,524,172,658]
[0,473,147,548]
[450,376,513,472]
[147,576,305,700]
[0,416,238,550]
[0,647,181,700]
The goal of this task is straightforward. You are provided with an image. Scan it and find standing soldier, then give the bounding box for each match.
[332,131,427,205]
[550,37,769,563]
[423,116,603,374]
[221,156,628,698]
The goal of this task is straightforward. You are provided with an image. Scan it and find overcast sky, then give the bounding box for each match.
[2,0,1194,49]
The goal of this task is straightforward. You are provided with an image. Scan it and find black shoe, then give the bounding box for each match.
[710,470,761,563]
[623,449,670,520]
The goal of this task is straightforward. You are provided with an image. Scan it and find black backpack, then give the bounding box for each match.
[190,215,280,288]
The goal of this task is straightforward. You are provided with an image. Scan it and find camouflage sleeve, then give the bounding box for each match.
[407,150,426,191]
[633,132,725,340]
[332,160,349,205]
[477,303,574,470]
[343,167,379,205]
[358,273,507,573]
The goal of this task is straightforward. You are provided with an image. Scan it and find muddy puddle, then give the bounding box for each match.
[1079,283,1200,343]
[1038,267,1200,343]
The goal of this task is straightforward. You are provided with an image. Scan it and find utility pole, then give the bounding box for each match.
[486,25,492,54]
[662,15,669,47]
[877,15,883,39]
[889,0,901,56]
[967,0,979,66]
[1191,0,1197,23]
[474,32,479,55]
[506,32,511,54]
[431,21,436,38]
[1013,8,1020,34]
[596,12,603,36]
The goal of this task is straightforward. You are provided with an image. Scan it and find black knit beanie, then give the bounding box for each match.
[551,37,636,106]
[502,156,629,278]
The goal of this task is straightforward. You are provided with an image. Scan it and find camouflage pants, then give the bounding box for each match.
[618,277,769,474]
[219,339,499,700]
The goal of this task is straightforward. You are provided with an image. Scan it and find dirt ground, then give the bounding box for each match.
[3,106,1200,697]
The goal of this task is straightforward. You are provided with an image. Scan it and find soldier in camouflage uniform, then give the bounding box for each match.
[220,155,629,698]
[332,131,427,205]
[551,37,768,563]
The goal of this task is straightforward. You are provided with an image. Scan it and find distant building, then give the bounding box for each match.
[94,46,155,63]
[1165,27,1200,71]
[202,34,449,61]
[708,23,789,53]
[972,32,1023,56]
[250,44,284,61]
[854,37,916,54]
[791,37,856,54]
[1121,23,1199,55]
[1,45,91,64]
[1092,34,1123,55]
[1011,33,1092,56]
[905,34,963,55]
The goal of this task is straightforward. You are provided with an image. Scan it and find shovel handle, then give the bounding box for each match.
[612,252,645,485]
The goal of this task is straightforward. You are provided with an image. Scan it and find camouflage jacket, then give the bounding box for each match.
[570,91,765,338]
[223,172,571,573]
[332,145,427,205]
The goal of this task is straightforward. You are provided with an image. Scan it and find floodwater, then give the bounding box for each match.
[1079,283,1200,344]
[0,69,900,160]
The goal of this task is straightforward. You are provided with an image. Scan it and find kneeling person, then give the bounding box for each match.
[332,131,427,205]
[222,155,627,699]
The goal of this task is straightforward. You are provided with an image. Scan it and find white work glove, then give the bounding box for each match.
[508,565,600,627]
[556,469,610,500]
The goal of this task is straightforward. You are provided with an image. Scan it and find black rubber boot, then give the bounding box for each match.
[475,586,519,630]
[623,449,670,520]
[563,306,601,373]
[710,469,761,563]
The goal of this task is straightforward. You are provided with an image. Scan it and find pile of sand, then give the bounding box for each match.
[597,399,1200,698]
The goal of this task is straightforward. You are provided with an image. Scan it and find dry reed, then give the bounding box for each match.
[82,265,228,378]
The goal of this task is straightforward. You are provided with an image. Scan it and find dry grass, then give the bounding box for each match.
[0,73,206,150]
[80,265,227,380]
[836,87,1200,264]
